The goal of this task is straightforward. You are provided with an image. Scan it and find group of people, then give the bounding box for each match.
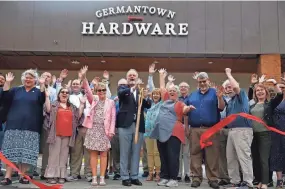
[0,63,284,189]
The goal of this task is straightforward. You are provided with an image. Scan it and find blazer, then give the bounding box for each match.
[82,79,116,137]
[116,85,152,133]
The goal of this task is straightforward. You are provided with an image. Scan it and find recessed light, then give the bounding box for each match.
[153,61,159,64]
[208,61,213,64]
[71,60,80,64]
[47,60,52,63]
[101,60,106,63]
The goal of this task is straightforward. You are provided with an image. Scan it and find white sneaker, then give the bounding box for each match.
[157,179,169,186]
[166,179,178,187]
[66,175,78,182]
[91,176,98,186]
[99,176,106,186]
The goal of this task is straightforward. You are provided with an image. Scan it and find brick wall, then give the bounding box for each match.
[258,54,281,83]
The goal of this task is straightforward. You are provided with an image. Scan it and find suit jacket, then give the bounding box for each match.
[82,79,116,137]
[0,87,10,125]
[116,85,152,133]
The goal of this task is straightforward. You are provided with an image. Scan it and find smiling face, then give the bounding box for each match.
[0,75,5,87]
[96,83,107,100]
[254,84,269,102]
[224,83,235,97]
[152,89,161,103]
[71,79,81,93]
[197,77,210,93]
[168,85,179,101]
[58,88,70,103]
[23,73,36,88]
[179,82,189,96]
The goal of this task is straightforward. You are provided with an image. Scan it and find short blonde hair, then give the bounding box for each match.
[126,69,138,78]
[97,82,106,89]
[21,69,39,85]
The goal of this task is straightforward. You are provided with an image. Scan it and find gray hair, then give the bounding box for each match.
[222,80,230,88]
[126,69,138,78]
[197,72,209,80]
[118,78,127,86]
[21,69,39,85]
[167,84,181,96]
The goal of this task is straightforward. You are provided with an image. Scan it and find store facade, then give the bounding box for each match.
[0,1,285,91]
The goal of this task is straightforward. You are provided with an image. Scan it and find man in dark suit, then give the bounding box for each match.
[117,69,151,186]
[0,73,6,176]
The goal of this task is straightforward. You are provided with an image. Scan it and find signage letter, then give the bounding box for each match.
[82,22,94,34]
[96,23,108,35]
[122,23,133,35]
[178,23,188,35]
[165,23,177,36]
[151,23,163,36]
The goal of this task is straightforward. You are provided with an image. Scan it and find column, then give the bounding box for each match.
[258,54,281,84]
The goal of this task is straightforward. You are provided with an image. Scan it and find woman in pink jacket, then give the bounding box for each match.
[80,66,116,186]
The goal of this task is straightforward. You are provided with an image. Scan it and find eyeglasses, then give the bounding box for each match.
[97,89,106,92]
[60,91,69,94]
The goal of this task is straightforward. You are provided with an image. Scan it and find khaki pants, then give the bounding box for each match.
[178,134,190,177]
[45,136,70,178]
[145,138,161,173]
[219,129,230,182]
[190,127,220,182]
[142,139,148,172]
[227,128,253,186]
[70,127,91,177]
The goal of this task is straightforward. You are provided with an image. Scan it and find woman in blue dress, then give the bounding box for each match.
[270,83,285,189]
[0,70,46,186]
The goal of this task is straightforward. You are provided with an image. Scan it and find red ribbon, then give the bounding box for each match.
[0,152,62,189]
[200,113,285,149]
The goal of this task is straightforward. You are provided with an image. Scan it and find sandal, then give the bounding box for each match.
[47,178,57,184]
[0,178,12,185]
[154,173,160,182]
[19,177,30,184]
[146,173,154,181]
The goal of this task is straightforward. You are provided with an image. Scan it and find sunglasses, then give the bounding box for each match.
[60,91,69,94]
[97,89,106,92]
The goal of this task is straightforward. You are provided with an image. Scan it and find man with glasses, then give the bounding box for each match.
[185,72,225,189]
[177,82,191,183]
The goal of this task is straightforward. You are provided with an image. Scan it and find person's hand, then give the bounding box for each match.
[225,68,232,75]
[80,66,88,79]
[281,72,285,82]
[5,72,14,82]
[168,75,175,82]
[52,75,57,84]
[45,89,50,97]
[266,79,277,85]
[216,86,224,98]
[259,74,266,83]
[193,72,199,80]
[103,70,109,80]
[159,68,167,79]
[184,105,196,113]
[92,77,99,88]
[137,78,143,85]
[113,96,119,102]
[251,74,258,84]
[149,64,156,75]
[59,69,68,79]
[38,76,46,85]
[79,95,87,104]
[65,80,72,88]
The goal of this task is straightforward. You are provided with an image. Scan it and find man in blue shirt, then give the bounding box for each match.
[224,68,253,188]
[185,72,225,189]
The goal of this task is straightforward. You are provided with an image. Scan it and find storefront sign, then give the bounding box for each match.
[81,5,188,36]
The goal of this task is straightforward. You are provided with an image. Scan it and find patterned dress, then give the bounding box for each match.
[84,100,111,151]
[270,100,285,172]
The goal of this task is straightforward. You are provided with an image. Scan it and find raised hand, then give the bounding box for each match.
[149,64,156,75]
[52,75,57,85]
[65,80,72,89]
[80,66,88,79]
[159,68,167,74]
[79,95,87,104]
[103,70,109,80]
[137,78,143,85]
[5,72,14,82]
[192,72,199,80]
[59,69,68,79]
[92,77,99,87]
[281,72,285,82]
[251,74,258,84]
[225,68,232,75]
[168,75,175,82]
[216,86,224,98]
[259,74,266,83]
[38,76,46,85]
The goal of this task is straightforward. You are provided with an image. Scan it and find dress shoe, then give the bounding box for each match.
[122,179,131,186]
[131,179,142,186]
[113,173,121,180]
[142,171,149,177]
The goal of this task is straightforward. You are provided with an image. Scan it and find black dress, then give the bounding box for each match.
[270,100,285,172]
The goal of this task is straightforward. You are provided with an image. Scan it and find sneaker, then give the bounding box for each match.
[177,176,182,182]
[191,180,201,188]
[99,176,106,186]
[267,181,273,187]
[91,176,98,186]
[209,181,220,189]
[157,179,169,186]
[33,171,39,177]
[47,178,57,184]
[66,175,80,182]
[185,175,191,183]
[58,178,65,184]
[219,180,231,186]
[113,173,121,180]
[166,179,178,187]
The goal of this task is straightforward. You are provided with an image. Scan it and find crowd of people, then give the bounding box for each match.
[0,64,284,189]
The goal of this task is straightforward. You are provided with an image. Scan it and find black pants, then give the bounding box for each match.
[157,136,181,180]
[252,131,271,184]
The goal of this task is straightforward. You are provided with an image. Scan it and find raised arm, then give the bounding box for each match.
[225,68,240,94]
[102,70,112,99]
[148,64,156,92]
[80,66,93,104]
[45,90,51,113]
[3,72,14,91]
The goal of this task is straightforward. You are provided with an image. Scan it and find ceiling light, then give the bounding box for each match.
[101,60,106,63]
[208,61,213,64]
[47,60,52,63]
[71,60,80,64]
[153,60,159,64]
